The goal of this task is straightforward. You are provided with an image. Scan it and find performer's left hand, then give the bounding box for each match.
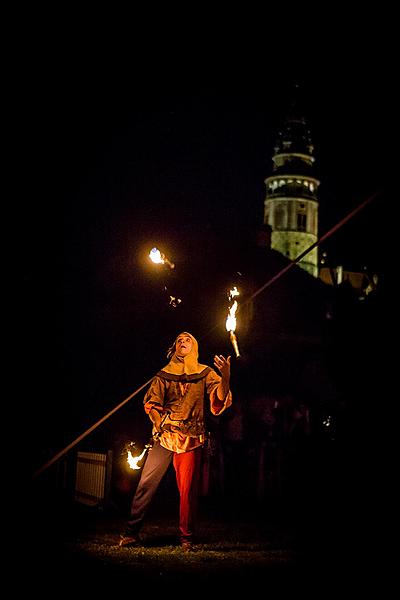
[214,355,231,378]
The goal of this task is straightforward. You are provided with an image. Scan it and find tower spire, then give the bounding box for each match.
[264,86,320,277]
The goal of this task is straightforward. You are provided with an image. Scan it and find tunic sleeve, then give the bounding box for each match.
[205,369,233,415]
[143,376,166,417]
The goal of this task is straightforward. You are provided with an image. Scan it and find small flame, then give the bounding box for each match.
[226,287,239,333]
[226,287,241,357]
[127,447,148,470]
[149,247,175,269]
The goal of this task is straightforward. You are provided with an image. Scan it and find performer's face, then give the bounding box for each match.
[175,334,193,357]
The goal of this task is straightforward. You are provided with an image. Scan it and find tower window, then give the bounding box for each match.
[297,213,307,231]
[275,206,285,229]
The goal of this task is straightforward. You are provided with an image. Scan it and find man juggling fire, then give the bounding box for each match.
[119,332,232,551]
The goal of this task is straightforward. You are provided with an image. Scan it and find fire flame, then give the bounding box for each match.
[226,287,241,357]
[149,247,175,269]
[226,286,239,333]
[127,446,149,470]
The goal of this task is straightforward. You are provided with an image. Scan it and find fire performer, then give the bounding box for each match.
[119,332,232,551]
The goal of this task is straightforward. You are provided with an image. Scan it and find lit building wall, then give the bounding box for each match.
[263,106,320,278]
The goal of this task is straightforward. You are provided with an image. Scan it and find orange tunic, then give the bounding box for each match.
[144,368,232,454]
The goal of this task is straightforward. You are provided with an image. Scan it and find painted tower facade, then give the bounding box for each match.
[264,107,320,277]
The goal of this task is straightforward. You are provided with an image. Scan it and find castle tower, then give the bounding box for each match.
[263,96,320,277]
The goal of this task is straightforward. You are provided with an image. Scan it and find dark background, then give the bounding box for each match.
[21,39,390,473]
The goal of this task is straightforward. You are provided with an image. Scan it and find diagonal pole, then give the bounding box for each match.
[249,190,381,302]
[32,377,153,480]
[201,189,382,342]
[33,190,381,479]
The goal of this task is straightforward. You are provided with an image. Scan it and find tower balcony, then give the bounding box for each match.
[266,188,318,202]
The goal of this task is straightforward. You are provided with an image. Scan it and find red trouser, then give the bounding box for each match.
[126,441,202,542]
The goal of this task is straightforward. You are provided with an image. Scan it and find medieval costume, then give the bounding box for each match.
[120,332,232,549]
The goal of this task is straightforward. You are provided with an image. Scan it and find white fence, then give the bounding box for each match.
[74,450,113,506]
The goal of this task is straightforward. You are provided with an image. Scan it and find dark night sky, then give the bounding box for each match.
[23,46,390,467]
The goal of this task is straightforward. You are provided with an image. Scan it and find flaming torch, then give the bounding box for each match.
[226,286,241,358]
[149,247,175,270]
[125,441,153,471]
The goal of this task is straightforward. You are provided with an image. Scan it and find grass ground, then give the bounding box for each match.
[27,489,357,594]
[26,456,391,595]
